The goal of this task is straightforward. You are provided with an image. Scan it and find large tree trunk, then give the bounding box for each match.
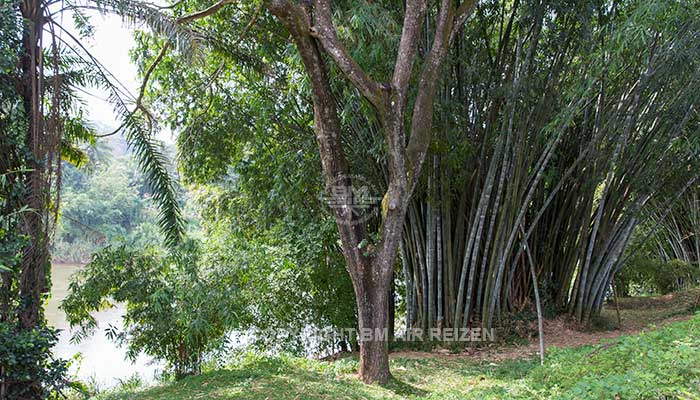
[17,0,49,333]
[9,1,53,398]
[354,266,392,383]
[266,0,475,384]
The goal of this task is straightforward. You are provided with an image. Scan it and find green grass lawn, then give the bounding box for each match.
[96,314,700,400]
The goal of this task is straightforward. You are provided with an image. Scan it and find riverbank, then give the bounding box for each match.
[91,289,700,400]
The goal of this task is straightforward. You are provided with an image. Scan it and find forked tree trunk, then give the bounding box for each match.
[266,0,476,384]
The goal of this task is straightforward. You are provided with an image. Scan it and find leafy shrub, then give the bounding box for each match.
[0,324,81,399]
[655,259,700,294]
[61,240,241,379]
[201,217,357,357]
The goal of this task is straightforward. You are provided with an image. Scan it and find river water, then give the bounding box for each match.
[45,264,161,387]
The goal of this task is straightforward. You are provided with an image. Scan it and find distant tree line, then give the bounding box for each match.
[53,138,167,264]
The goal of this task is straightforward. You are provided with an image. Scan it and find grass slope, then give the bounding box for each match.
[98,314,700,400]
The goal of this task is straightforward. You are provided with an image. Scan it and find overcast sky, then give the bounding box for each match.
[67,11,173,143]
[76,13,137,124]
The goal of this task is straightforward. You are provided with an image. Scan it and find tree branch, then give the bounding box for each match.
[265,0,370,277]
[113,0,242,136]
[176,0,236,23]
[405,0,456,190]
[391,0,427,94]
[310,0,386,113]
[137,41,170,106]
[450,0,478,44]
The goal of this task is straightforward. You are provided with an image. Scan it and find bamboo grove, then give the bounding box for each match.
[396,0,700,331]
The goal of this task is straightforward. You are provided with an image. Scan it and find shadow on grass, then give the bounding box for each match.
[382,375,429,397]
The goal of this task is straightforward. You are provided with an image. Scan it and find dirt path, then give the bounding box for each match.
[390,288,700,362]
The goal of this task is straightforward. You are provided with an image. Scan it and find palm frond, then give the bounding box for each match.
[53,31,184,247]
[65,0,202,59]
[50,13,185,247]
[120,111,185,248]
[100,69,184,248]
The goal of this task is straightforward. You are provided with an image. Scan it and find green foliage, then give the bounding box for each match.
[61,240,241,379]
[0,324,81,400]
[618,256,700,296]
[54,152,164,263]
[203,222,357,355]
[131,2,362,353]
[0,174,26,276]
[0,1,20,87]
[86,0,202,57]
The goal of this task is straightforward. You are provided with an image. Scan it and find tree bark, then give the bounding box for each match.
[265,0,476,383]
[354,266,392,383]
[18,0,50,332]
